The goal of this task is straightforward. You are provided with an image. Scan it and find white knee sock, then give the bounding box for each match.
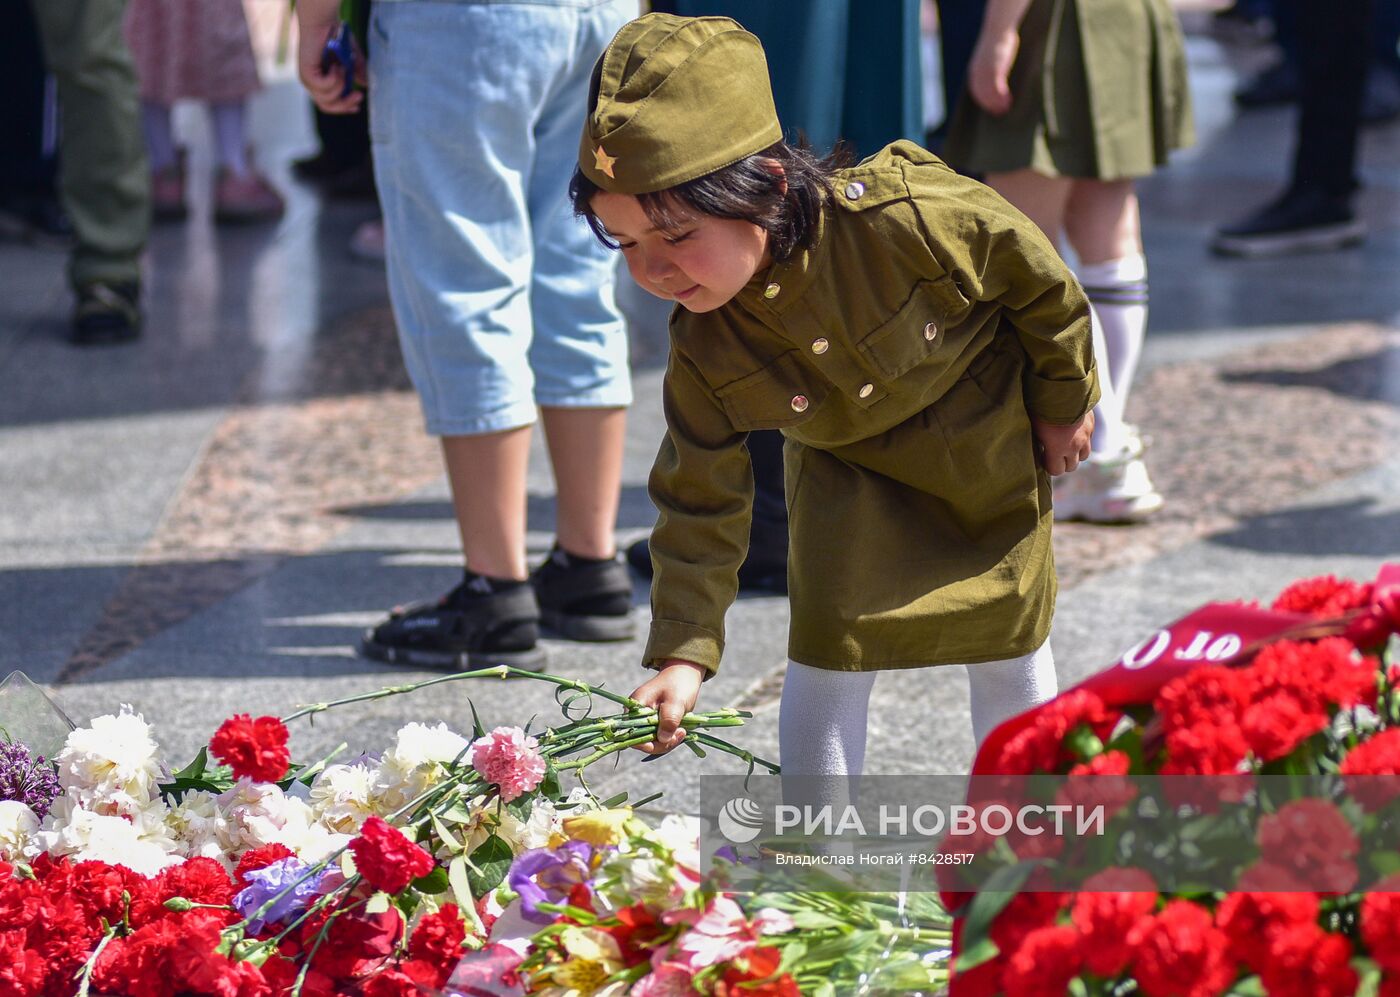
[211,102,249,176]
[141,102,177,172]
[1079,254,1149,414]
[779,660,878,777]
[965,642,1059,748]
[1085,305,1130,456]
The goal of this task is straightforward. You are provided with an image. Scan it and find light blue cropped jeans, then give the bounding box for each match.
[369,0,637,436]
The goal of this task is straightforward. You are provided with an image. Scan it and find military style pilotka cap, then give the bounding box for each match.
[577,12,783,195]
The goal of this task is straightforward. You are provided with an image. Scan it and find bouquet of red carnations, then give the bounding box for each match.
[946,565,1400,997]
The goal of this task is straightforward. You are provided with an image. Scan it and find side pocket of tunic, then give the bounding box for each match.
[715,351,830,431]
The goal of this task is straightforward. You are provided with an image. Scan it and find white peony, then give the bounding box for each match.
[0,801,39,861]
[55,707,166,809]
[374,723,470,812]
[37,793,182,876]
[310,762,379,834]
[218,779,350,862]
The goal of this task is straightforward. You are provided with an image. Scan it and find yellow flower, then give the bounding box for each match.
[544,926,626,997]
[563,808,634,847]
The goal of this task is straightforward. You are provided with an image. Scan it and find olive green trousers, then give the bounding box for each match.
[29,0,149,289]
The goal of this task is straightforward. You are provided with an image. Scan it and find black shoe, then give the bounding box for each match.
[1233,60,1299,107]
[530,546,636,641]
[360,574,547,671]
[71,281,142,346]
[625,537,788,595]
[0,191,75,251]
[1211,188,1366,258]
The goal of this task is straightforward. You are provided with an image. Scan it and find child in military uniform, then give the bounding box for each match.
[571,14,1098,775]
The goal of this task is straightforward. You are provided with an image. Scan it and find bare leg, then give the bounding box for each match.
[540,406,627,559]
[1063,179,1142,265]
[442,427,533,581]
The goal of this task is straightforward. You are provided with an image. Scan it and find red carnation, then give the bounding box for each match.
[1156,668,1249,775]
[1002,924,1083,996]
[1070,868,1158,977]
[1340,729,1400,811]
[210,714,291,783]
[406,904,469,987]
[1272,575,1373,618]
[130,856,237,927]
[1128,900,1236,997]
[1256,799,1358,893]
[1059,750,1138,818]
[989,889,1067,960]
[1258,923,1357,997]
[597,902,668,967]
[350,816,436,895]
[362,970,420,997]
[989,690,1120,775]
[1362,875,1400,973]
[1216,891,1320,971]
[235,843,297,887]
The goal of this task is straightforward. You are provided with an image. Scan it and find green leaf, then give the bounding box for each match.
[789,910,845,932]
[432,814,462,853]
[448,855,474,912]
[505,796,534,823]
[952,861,1038,973]
[172,746,209,782]
[1065,723,1105,761]
[1370,852,1400,877]
[539,764,562,800]
[468,700,487,742]
[412,866,450,895]
[467,834,514,896]
[599,792,629,809]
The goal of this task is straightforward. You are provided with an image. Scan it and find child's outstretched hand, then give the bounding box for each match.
[1032,412,1095,475]
[630,660,706,756]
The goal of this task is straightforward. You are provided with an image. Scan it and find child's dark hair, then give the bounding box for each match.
[570,139,853,263]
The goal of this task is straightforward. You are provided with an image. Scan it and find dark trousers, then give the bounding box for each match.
[1,0,57,195]
[1293,0,1371,199]
[311,104,371,171]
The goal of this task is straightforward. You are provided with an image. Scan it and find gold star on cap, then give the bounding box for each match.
[594,145,617,180]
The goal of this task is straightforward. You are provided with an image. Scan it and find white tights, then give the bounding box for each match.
[777,643,1058,776]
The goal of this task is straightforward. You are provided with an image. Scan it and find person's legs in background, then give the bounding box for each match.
[0,0,72,249]
[210,98,285,223]
[29,0,149,345]
[1213,0,1372,257]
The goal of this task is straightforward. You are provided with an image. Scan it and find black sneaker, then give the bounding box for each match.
[360,574,547,671]
[530,546,636,641]
[72,281,142,346]
[0,191,76,251]
[1211,188,1366,258]
[625,537,789,595]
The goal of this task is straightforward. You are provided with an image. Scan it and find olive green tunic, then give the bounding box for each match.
[642,142,1099,677]
[942,0,1194,181]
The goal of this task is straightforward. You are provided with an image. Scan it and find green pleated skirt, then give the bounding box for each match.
[942,0,1194,181]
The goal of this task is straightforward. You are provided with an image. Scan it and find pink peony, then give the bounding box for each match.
[470,727,547,803]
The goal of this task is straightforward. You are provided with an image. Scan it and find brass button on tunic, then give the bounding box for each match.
[643,143,1099,677]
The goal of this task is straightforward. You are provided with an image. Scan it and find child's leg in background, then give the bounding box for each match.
[965,642,1058,748]
[779,661,878,776]
[1065,180,1147,418]
[210,101,249,176]
[140,101,177,172]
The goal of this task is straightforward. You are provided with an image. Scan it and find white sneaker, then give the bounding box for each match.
[1053,429,1164,524]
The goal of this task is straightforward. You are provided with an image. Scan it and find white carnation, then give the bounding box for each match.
[374,723,470,812]
[310,762,379,833]
[166,790,233,867]
[55,707,166,809]
[37,793,182,876]
[0,801,39,861]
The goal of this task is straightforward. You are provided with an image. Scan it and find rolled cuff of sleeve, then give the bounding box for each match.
[1026,365,1101,424]
[643,620,724,677]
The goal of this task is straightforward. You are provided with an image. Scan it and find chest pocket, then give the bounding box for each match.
[856,274,970,382]
[715,350,829,432]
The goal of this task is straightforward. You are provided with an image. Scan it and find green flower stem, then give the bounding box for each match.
[290,896,369,997]
[282,666,646,725]
[74,926,118,997]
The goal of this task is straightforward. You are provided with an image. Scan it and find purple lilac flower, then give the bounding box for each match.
[506,840,598,925]
[0,740,61,819]
[232,856,329,932]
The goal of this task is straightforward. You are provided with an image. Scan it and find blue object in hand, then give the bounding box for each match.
[320,22,356,98]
